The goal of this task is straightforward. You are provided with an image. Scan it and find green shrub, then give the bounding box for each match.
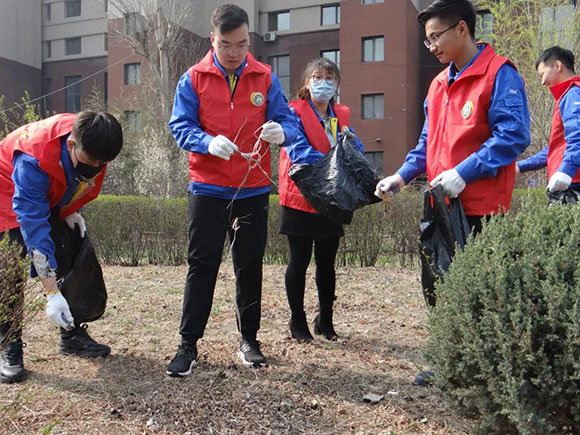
[426,198,580,434]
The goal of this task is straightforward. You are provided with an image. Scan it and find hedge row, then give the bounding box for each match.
[83,188,547,267]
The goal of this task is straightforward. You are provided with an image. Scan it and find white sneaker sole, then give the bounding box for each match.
[238,351,266,367]
[166,359,198,377]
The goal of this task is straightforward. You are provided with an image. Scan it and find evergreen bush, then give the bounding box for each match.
[426,199,580,434]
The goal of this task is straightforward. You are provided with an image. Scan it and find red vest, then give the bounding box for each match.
[188,51,272,187]
[426,44,516,216]
[0,114,106,232]
[279,100,350,213]
[547,76,580,181]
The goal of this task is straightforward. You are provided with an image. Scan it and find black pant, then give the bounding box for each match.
[285,236,340,319]
[179,193,269,346]
[0,228,26,348]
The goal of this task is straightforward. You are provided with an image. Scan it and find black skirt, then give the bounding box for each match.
[279,206,344,239]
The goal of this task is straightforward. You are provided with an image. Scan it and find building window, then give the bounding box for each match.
[124,12,141,36]
[540,4,576,49]
[44,4,51,21]
[322,5,340,26]
[268,11,290,31]
[104,33,108,51]
[362,0,384,4]
[270,55,290,98]
[475,11,494,42]
[321,49,340,67]
[44,78,52,114]
[123,110,142,131]
[362,36,384,62]
[45,41,52,58]
[365,151,384,176]
[124,63,141,85]
[65,75,82,112]
[361,94,384,119]
[65,0,81,18]
[65,37,81,55]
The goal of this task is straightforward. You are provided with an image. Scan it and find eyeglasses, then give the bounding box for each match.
[423,22,460,49]
[311,74,337,85]
[216,42,250,55]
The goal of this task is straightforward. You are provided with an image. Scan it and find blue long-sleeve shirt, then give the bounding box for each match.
[284,100,365,164]
[397,45,531,184]
[169,52,298,200]
[12,135,81,271]
[518,86,580,177]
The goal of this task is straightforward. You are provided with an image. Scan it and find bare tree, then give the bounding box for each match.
[109,0,210,197]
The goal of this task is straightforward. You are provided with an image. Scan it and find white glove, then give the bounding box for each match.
[547,171,572,193]
[375,174,404,200]
[208,135,238,160]
[430,169,466,199]
[64,212,86,238]
[46,292,74,330]
[259,121,285,145]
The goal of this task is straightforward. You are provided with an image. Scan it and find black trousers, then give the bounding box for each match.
[0,228,26,347]
[285,236,340,319]
[179,193,269,346]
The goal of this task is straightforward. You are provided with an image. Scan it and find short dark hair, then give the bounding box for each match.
[418,0,477,39]
[536,46,575,73]
[211,4,249,34]
[296,58,341,102]
[72,111,123,162]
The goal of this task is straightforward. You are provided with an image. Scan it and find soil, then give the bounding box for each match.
[1,265,473,434]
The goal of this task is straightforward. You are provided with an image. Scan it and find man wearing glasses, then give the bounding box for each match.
[375,0,530,383]
[167,4,298,376]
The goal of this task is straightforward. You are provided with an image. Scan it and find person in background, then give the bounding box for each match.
[278,58,366,342]
[0,112,123,383]
[374,0,530,384]
[167,4,298,376]
[517,46,580,198]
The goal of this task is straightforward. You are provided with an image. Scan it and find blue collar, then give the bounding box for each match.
[307,99,335,122]
[448,43,485,83]
[211,51,247,78]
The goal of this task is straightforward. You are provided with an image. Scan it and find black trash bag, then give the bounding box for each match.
[49,212,107,324]
[419,184,470,307]
[548,187,580,205]
[288,128,381,225]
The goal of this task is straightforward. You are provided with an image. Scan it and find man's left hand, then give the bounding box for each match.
[259,122,285,145]
[547,171,572,193]
[430,169,466,199]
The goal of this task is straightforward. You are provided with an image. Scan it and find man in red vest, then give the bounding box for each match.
[0,111,123,383]
[166,4,298,376]
[374,0,530,384]
[517,46,580,200]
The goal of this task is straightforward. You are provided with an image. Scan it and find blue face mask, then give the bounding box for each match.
[309,79,337,103]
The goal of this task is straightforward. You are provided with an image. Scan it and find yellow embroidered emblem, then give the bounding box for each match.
[461,101,474,119]
[250,92,265,106]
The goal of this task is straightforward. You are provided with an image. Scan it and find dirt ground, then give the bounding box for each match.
[1,265,473,434]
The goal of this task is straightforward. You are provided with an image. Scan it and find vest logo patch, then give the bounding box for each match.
[461,101,474,119]
[250,92,265,106]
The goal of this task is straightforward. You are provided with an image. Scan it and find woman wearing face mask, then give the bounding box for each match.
[278,58,366,342]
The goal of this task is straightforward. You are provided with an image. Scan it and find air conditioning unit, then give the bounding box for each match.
[263,31,277,42]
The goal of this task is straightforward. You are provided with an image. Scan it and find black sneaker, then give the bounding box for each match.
[413,370,435,386]
[238,338,266,367]
[0,341,26,384]
[59,325,111,358]
[166,343,198,377]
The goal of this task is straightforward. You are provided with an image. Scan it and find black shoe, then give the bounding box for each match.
[313,314,338,341]
[59,325,111,358]
[289,312,314,343]
[413,370,435,386]
[0,341,26,384]
[238,338,266,367]
[166,343,198,377]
